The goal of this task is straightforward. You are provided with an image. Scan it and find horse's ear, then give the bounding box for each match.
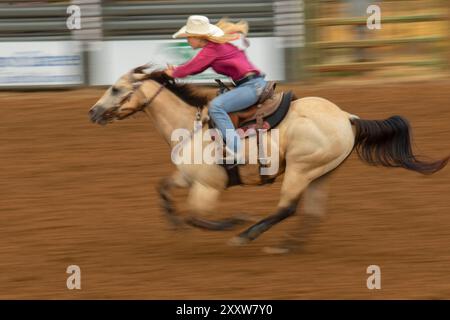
[131,73,148,81]
[132,63,152,74]
[129,63,153,82]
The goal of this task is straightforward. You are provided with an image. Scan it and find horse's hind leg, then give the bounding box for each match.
[264,174,330,254]
[158,171,190,228]
[184,182,249,231]
[229,164,310,245]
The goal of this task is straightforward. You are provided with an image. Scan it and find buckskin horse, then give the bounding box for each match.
[89,65,448,252]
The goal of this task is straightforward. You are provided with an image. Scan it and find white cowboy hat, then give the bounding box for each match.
[172,15,225,39]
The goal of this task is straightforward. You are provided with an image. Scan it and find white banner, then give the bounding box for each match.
[89,38,285,85]
[0,41,83,87]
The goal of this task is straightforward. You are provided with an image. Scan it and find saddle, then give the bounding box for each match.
[214,79,293,137]
[211,79,294,187]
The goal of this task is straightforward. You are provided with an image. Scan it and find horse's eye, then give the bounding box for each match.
[111,87,119,95]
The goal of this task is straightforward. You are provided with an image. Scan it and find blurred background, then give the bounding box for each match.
[1,0,448,87]
[1,1,449,299]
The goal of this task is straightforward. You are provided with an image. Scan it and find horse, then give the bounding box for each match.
[89,65,448,252]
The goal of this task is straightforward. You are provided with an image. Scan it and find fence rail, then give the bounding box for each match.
[0,0,275,41]
[312,36,447,49]
[309,59,443,72]
[304,0,450,77]
[307,13,448,26]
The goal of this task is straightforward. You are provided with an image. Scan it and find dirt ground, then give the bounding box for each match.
[0,80,449,299]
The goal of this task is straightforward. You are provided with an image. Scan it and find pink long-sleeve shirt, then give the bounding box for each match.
[172,41,261,82]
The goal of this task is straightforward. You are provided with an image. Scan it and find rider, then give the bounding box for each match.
[164,15,267,162]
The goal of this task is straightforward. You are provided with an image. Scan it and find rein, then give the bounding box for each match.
[119,80,203,122]
[118,82,166,119]
[136,83,166,112]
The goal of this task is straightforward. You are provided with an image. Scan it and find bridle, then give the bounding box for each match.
[117,82,166,119]
[116,80,202,122]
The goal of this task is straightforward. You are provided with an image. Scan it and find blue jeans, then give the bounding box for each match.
[209,76,267,156]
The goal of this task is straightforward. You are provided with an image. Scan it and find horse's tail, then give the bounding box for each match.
[351,115,449,175]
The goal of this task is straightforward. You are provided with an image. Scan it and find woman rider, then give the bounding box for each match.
[164,15,267,163]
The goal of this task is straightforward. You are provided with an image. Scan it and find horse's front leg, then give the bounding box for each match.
[157,171,190,228]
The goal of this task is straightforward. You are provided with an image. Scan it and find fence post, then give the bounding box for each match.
[303,0,319,80]
[274,0,308,82]
[447,0,450,73]
[70,0,103,86]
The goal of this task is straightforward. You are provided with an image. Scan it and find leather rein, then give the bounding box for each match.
[117,82,166,119]
[118,80,202,122]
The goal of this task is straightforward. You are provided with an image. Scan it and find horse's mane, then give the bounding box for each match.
[143,70,210,108]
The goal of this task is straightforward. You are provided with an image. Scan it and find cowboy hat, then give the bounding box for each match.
[172,15,224,39]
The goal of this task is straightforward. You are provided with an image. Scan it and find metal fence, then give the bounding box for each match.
[0,0,275,41]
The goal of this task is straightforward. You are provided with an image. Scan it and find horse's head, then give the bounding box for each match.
[89,64,153,125]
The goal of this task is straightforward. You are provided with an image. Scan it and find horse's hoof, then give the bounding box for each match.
[262,246,291,255]
[263,239,305,254]
[228,236,249,246]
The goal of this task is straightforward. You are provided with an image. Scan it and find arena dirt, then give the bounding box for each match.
[1,80,449,298]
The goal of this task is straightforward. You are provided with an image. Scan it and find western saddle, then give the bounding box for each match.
[211,79,294,186]
[215,79,282,131]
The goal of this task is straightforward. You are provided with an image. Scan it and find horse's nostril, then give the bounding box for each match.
[89,106,100,117]
[89,107,99,123]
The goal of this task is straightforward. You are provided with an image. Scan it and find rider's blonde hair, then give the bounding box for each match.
[202,18,249,44]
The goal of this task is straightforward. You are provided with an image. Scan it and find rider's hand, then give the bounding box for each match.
[164,64,175,77]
